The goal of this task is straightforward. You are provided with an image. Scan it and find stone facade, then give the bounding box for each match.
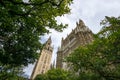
[56,20,93,69]
[30,37,53,80]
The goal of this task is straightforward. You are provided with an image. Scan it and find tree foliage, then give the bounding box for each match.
[35,68,75,80]
[0,0,73,79]
[66,16,120,80]
[0,0,73,66]
[0,64,27,80]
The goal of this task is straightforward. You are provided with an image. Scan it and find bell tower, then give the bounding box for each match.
[30,37,53,80]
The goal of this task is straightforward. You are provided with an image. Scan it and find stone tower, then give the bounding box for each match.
[56,20,93,69]
[30,37,53,80]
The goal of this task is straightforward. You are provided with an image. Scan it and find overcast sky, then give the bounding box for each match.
[24,0,120,77]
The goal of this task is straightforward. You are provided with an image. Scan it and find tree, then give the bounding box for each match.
[66,16,120,80]
[35,68,75,80]
[0,64,26,80]
[0,0,73,79]
[0,0,73,67]
[34,74,48,80]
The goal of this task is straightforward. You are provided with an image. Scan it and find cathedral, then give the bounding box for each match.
[56,20,94,69]
[30,37,53,80]
[30,19,94,79]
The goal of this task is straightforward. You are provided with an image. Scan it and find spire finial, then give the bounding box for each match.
[79,19,85,26]
[76,22,78,26]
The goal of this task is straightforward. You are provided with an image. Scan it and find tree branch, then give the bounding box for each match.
[6,0,49,6]
[5,0,63,17]
[107,60,120,65]
[6,0,63,7]
[49,0,63,7]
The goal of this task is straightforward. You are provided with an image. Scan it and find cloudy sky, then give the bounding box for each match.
[24,0,120,77]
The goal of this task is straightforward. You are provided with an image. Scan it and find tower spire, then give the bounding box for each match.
[46,36,52,44]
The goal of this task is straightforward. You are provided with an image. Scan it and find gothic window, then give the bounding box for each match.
[47,47,50,51]
[43,65,45,69]
[41,53,46,61]
[69,35,75,43]
[47,47,49,50]
[41,70,44,74]
[48,42,50,46]
[47,56,50,63]
[44,55,47,63]
[44,59,46,63]
[69,36,73,41]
